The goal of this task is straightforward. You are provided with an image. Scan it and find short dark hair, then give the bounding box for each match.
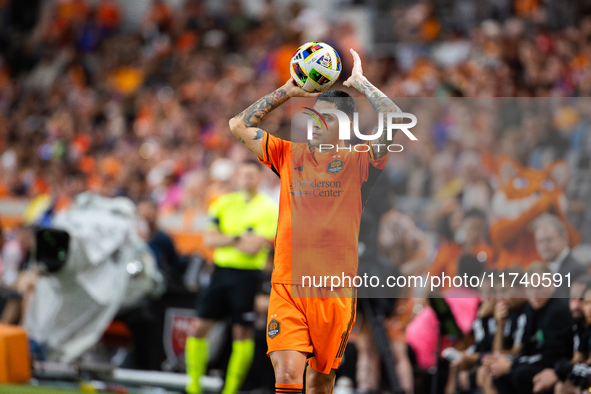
[242,158,263,170]
[464,208,486,221]
[316,90,356,119]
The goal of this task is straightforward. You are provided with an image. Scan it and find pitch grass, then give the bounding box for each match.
[0,384,87,394]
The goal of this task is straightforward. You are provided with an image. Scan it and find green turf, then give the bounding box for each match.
[0,384,86,394]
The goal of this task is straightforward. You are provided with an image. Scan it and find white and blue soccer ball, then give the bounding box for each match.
[290,42,342,92]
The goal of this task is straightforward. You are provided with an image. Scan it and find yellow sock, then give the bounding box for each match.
[221,339,255,394]
[186,337,208,394]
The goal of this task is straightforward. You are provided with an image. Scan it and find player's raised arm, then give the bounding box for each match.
[229,79,319,159]
[343,48,403,160]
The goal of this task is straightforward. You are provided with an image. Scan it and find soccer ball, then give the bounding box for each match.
[290,42,342,92]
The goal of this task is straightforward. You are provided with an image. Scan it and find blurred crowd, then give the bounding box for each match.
[1,0,591,393]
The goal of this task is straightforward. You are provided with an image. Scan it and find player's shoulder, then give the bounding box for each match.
[290,141,308,152]
[266,132,292,147]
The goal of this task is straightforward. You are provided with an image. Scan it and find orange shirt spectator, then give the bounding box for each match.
[96,0,121,30]
[271,42,300,85]
[144,0,173,32]
[515,0,540,17]
[429,208,495,288]
[430,240,495,280]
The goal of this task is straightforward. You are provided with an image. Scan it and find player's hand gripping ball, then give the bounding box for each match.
[290,42,342,92]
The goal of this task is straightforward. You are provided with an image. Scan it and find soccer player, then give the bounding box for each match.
[185,159,278,394]
[228,49,404,394]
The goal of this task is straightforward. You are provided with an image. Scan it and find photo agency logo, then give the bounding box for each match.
[303,107,418,152]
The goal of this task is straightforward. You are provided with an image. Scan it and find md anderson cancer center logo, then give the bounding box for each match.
[303,107,418,152]
[290,179,344,197]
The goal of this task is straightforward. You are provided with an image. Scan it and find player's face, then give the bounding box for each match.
[309,100,349,147]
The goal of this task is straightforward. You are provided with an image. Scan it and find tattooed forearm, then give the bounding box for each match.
[352,77,402,118]
[353,77,403,159]
[237,88,290,128]
[238,135,255,153]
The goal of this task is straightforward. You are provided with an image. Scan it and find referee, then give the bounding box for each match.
[186,159,278,394]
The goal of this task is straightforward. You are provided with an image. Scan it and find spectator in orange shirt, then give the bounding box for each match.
[143,0,173,34]
[96,0,121,33]
[430,208,495,285]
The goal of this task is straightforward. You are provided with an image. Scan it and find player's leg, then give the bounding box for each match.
[271,350,308,383]
[306,288,357,386]
[267,284,314,394]
[306,365,337,394]
[271,350,308,394]
[221,268,260,394]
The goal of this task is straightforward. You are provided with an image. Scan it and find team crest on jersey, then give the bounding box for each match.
[327,159,344,174]
[268,319,280,339]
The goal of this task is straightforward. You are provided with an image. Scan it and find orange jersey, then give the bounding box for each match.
[259,132,388,285]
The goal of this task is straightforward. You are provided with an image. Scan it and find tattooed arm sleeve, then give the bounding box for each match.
[352,77,403,160]
[228,88,290,159]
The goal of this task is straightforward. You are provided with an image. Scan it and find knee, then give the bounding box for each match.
[271,351,307,385]
[274,367,302,384]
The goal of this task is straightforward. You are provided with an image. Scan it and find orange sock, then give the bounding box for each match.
[275,383,303,394]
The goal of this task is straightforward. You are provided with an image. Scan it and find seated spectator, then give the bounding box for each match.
[492,266,528,356]
[533,213,586,297]
[486,263,574,394]
[533,274,591,394]
[430,208,495,287]
[406,255,483,371]
[446,278,497,394]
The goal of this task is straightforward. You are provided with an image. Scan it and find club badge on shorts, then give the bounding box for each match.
[327,159,343,174]
[268,318,280,339]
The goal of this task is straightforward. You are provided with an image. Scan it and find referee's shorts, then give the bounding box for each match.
[196,265,262,326]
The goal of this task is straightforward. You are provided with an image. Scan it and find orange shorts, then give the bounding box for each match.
[266,283,357,374]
